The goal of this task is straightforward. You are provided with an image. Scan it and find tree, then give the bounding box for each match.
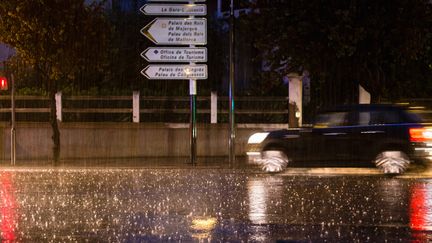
[247,0,432,106]
[0,0,110,163]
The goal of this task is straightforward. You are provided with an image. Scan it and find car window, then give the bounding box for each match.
[358,111,370,125]
[370,111,401,124]
[357,110,401,125]
[406,109,429,123]
[314,112,349,127]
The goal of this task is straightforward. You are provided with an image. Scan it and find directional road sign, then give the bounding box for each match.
[141,47,207,63]
[141,64,208,80]
[141,18,207,45]
[140,4,206,16]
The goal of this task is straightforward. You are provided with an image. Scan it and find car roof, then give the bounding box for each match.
[319,104,427,123]
[323,104,406,113]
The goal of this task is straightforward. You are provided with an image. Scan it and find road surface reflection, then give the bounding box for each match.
[0,172,17,241]
[0,168,432,241]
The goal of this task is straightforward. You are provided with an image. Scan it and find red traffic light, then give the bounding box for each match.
[0,77,7,90]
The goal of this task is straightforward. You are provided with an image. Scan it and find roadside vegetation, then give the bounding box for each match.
[0,0,110,163]
[244,0,432,107]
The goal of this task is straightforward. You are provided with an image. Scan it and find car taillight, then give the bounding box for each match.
[410,127,432,142]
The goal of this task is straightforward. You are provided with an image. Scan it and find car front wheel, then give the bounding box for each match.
[260,150,289,173]
[374,151,410,174]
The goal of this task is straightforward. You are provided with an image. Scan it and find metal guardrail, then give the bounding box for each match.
[0,94,289,123]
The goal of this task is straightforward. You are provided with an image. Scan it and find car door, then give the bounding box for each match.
[306,111,354,164]
[349,110,398,164]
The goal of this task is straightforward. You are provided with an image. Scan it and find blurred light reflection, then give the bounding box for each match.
[410,183,432,231]
[248,178,268,225]
[0,172,18,241]
[247,176,284,225]
[191,217,217,240]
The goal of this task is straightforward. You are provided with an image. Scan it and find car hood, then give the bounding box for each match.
[266,128,305,139]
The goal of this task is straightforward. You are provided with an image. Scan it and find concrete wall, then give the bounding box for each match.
[0,123,286,160]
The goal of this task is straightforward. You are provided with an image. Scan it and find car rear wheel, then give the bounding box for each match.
[374,151,410,174]
[260,150,289,173]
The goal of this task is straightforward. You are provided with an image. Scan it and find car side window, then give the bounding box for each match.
[358,111,371,126]
[405,110,426,123]
[353,110,403,126]
[314,112,349,127]
[368,111,401,125]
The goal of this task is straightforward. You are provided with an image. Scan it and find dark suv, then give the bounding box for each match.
[248,104,432,174]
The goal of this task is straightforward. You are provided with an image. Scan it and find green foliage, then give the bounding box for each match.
[0,1,228,97]
[18,87,48,96]
[0,0,112,162]
[0,0,111,89]
[246,0,432,105]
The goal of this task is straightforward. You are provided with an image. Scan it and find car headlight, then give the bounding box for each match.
[248,132,269,144]
[247,132,269,164]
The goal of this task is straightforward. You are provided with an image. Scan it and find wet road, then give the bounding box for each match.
[1,166,432,242]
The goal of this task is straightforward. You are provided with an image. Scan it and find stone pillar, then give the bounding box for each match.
[55,92,62,122]
[359,85,371,104]
[211,91,217,124]
[288,73,303,128]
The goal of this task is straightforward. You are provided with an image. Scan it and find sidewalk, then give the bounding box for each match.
[0,156,255,169]
[2,157,431,178]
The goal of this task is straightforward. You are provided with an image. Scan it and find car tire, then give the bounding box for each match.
[260,150,289,173]
[374,150,410,174]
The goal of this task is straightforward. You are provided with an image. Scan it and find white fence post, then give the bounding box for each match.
[55,92,62,122]
[133,91,140,123]
[288,73,303,127]
[211,91,217,124]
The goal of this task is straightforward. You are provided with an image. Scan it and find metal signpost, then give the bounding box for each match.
[229,0,235,165]
[11,74,15,166]
[140,0,207,165]
[1,64,16,166]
